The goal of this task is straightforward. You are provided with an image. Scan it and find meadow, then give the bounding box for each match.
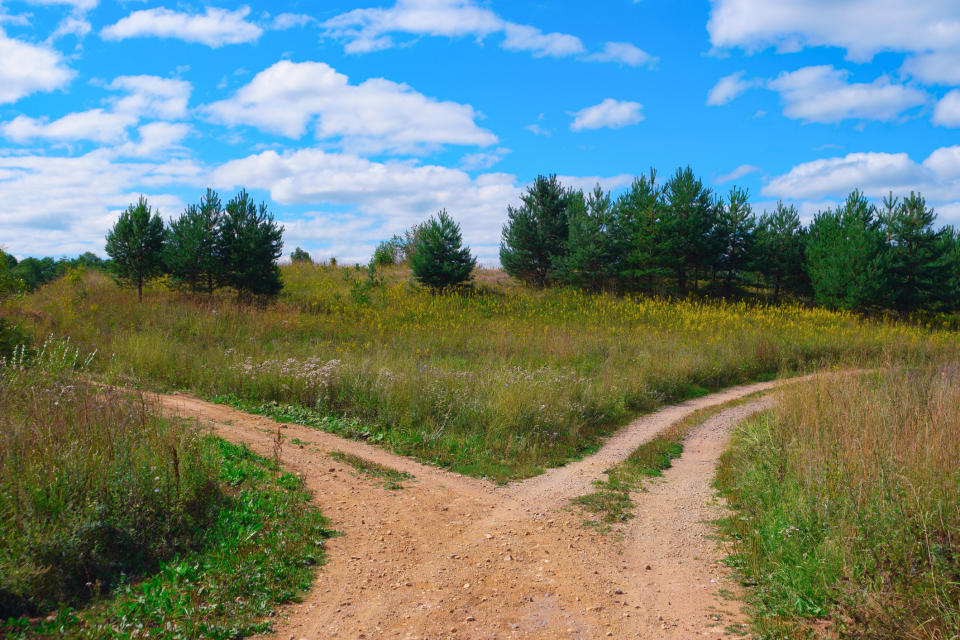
[6,262,959,482]
[717,363,960,639]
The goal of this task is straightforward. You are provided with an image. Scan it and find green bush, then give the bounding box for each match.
[0,344,222,617]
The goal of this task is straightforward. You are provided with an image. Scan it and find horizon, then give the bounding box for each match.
[2,0,960,265]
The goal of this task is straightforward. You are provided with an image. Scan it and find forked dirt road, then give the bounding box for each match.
[153,379,788,639]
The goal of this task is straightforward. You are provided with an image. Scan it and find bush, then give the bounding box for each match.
[0,341,222,617]
[0,318,30,359]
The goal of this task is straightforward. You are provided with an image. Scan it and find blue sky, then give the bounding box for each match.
[2,0,960,264]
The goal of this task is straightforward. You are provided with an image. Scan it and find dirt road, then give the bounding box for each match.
[153,380,784,639]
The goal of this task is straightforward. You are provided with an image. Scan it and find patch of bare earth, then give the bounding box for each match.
[152,381,782,639]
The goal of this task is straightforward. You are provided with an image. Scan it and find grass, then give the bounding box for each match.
[0,339,335,638]
[328,451,414,489]
[7,263,959,482]
[573,392,767,527]
[716,366,960,639]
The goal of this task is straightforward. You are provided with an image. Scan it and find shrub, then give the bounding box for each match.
[0,341,222,617]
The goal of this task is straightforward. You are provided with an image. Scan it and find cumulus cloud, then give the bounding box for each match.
[323,0,654,63]
[459,147,510,171]
[933,90,960,127]
[210,146,520,263]
[570,99,643,131]
[767,65,927,123]
[586,41,657,67]
[0,29,74,104]
[715,164,760,184]
[707,71,757,106]
[101,6,263,47]
[2,110,137,144]
[203,60,496,154]
[708,0,960,85]
[0,149,200,257]
[762,148,960,209]
[107,75,192,120]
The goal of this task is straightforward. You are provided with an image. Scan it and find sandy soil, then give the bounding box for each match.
[151,380,784,639]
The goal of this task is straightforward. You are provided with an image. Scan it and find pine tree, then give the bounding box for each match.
[878,192,951,312]
[716,186,756,297]
[166,189,223,293]
[500,174,574,286]
[216,190,284,302]
[753,202,806,301]
[661,167,718,294]
[806,190,885,310]
[105,196,166,302]
[410,210,476,289]
[556,186,616,291]
[611,171,668,292]
[943,227,960,309]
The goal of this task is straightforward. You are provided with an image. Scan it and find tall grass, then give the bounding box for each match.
[6,263,960,480]
[717,366,960,639]
[0,338,222,617]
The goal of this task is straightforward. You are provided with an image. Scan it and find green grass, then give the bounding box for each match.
[7,265,960,482]
[573,393,767,527]
[328,451,413,489]
[716,367,960,639]
[2,439,335,639]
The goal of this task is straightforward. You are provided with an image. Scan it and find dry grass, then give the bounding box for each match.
[5,263,959,481]
[717,366,960,639]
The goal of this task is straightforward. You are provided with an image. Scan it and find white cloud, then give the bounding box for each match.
[767,65,927,123]
[500,22,584,57]
[270,13,314,30]
[47,15,92,43]
[204,60,496,154]
[28,0,98,11]
[115,122,191,158]
[211,146,520,263]
[2,110,137,144]
[524,123,551,136]
[708,0,960,85]
[762,148,960,205]
[323,0,652,62]
[933,90,960,127]
[0,29,74,104]
[459,147,510,171]
[101,6,262,47]
[716,164,760,183]
[707,71,757,106]
[570,99,643,131]
[0,149,199,257]
[108,75,192,120]
[586,41,657,67]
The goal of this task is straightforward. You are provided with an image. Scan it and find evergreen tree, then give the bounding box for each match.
[661,167,718,294]
[290,247,312,263]
[611,171,668,292]
[410,210,476,289]
[166,189,223,293]
[943,227,960,309]
[216,190,284,302]
[716,186,756,296]
[806,190,885,310]
[878,192,951,312]
[105,196,166,302]
[500,174,575,286]
[556,186,617,291]
[753,202,806,301]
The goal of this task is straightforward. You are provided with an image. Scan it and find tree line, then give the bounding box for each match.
[495,169,960,313]
[104,189,284,302]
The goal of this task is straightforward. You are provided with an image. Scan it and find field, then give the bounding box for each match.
[717,364,960,639]
[3,264,960,637]
[7,263,958,482]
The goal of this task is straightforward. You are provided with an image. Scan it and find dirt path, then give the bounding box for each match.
[152,381,785,639]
